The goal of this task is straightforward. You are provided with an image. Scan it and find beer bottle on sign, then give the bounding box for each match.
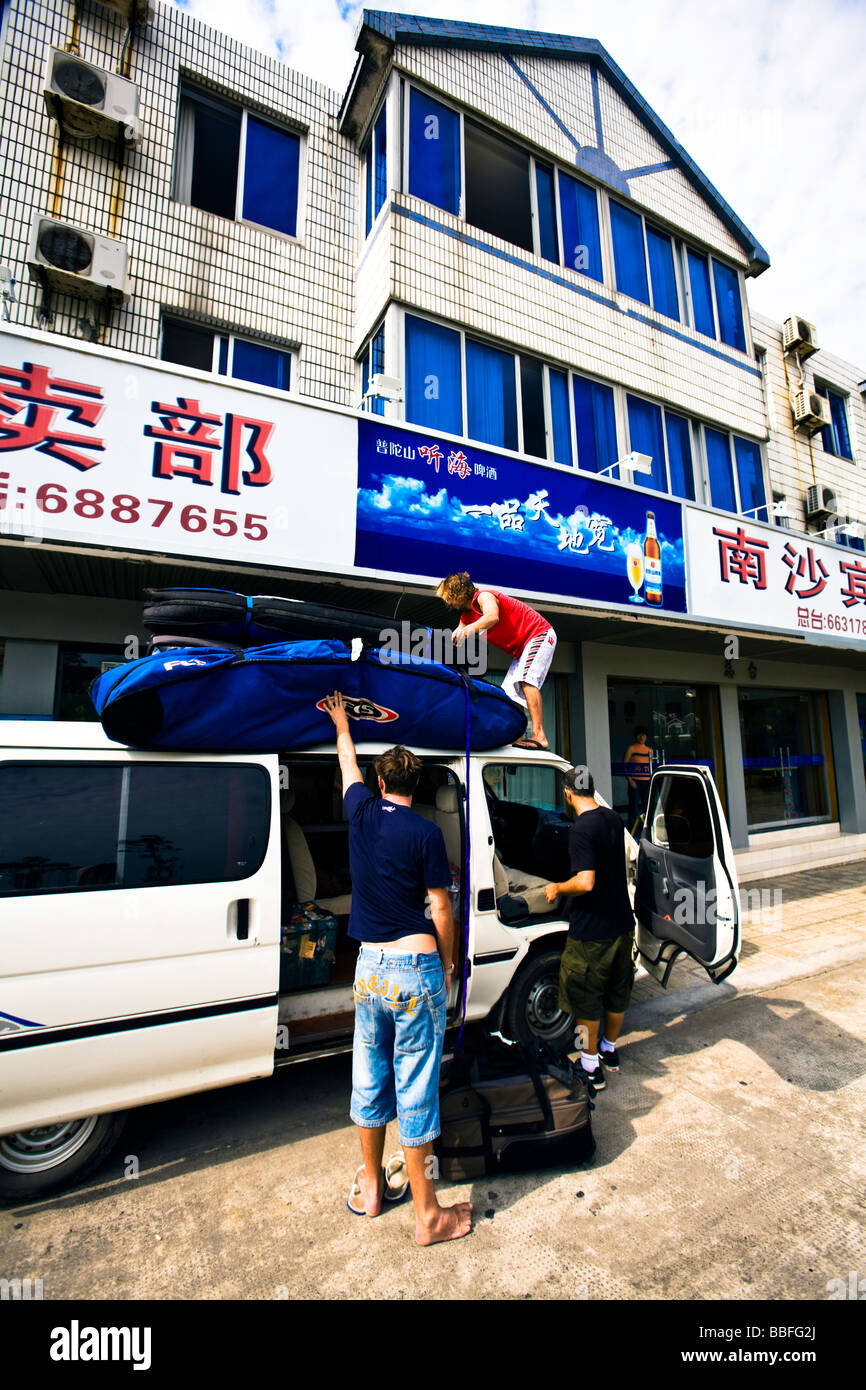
[644,511,662,605]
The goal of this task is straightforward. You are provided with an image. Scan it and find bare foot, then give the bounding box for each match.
[359,1166,384,1217]
[415,1201,473,1246]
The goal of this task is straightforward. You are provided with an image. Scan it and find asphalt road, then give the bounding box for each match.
[3,953,865,1302]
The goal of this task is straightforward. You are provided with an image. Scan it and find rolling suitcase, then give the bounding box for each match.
[435,1036,595,1180]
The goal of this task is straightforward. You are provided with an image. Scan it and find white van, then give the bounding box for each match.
[0,722,739,1200]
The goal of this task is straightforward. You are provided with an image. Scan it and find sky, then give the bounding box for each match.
[170,0,866,367]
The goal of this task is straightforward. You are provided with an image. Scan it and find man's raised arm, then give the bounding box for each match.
[321,691,363,794]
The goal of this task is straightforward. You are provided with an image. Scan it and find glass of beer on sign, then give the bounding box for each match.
[626,541,645,603]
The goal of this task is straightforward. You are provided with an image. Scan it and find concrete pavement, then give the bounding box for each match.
[2,861,865,1300]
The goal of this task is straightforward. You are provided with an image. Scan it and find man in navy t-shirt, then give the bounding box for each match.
[322,691,472,1246]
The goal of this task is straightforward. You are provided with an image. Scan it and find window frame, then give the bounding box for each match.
[160,315,295,394]
[401,308,579,463]
[361,98,389,240]
[608,197,684,322]
[699,425,770,518]
[358,322,387,415]
[814,380,854,461]
[401,80,603,283]
[173,82,306,242]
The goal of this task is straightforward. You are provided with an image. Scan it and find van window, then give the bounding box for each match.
[483,763,570,922]
[0,762,270,896]
[646,774,714,859]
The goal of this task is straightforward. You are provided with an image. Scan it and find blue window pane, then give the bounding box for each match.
[705,428,737,512]
[822,389,853,460]
[557,172,602,282]
[535,162,559,263]
[408,89,460,215]
[242,117,299,237]
[217,336,229,375]
[366,326,385,416]
[687,250,715,337]
[734,437,766,516]
[404,314,462,435]
[665,413,695,501]
[363,140,372,236]
[712,260,746,352]
[549,368,573,466]
[374,107,387,218]
[646,226,679,320]
[572,374,618,474]
[231,339,291,391]
[626,395,667,494]
[610,202,649,305]
[466,339,518,451]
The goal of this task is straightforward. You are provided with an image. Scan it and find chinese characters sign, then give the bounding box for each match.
[0,330,355,569]
[686,508,866,644]
[355,418,687,613]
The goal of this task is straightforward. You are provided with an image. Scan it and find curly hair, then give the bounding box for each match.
[374,745,423,795]
[436,572,476,608]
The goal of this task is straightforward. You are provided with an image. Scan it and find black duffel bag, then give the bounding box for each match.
[435,1035,595,1181]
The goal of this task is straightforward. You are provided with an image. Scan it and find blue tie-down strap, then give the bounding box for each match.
[90,642,526,752]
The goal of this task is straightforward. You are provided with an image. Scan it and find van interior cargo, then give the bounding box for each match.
[277,756,571,1049]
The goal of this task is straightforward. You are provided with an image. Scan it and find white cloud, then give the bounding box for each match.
[167,0,866,364]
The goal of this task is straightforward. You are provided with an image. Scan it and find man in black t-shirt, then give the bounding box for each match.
[322,692,472,1246]
[544,766,635,1090]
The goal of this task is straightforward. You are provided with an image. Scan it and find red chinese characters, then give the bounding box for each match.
[713,525,769,589]
[144,397,274,496]
[0,361,106,471]
[781,542,829,600]
[840,559,866,609]
[418,444,443,473]
[447,450,470,480]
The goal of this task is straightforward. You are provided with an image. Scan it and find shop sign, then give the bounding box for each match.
[356,418,687,613]
[0,330,356,569]
[686,505,866,644]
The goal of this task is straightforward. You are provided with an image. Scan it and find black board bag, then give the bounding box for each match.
[435,1036,595,1180]
[142,588,417,650]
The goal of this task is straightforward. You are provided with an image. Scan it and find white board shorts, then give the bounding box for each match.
[501,628,557,706]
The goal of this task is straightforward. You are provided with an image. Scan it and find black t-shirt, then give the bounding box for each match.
[344,783,452,943]
[565,805,635,942]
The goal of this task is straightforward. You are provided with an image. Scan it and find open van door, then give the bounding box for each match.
[634,765,739,987]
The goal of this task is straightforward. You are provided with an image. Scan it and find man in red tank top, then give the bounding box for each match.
[436,572,557,749]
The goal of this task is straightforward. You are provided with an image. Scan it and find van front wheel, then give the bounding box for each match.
[0,1112,127,1203]
[504,949,574,1050]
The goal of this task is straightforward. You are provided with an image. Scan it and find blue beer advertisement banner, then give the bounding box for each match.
[355,418,687,613]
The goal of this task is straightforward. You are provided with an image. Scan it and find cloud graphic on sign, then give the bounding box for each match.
[358,474,685,580]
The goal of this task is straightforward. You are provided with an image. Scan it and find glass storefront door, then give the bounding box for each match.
[608,679,723,827]
[738,688,830,828]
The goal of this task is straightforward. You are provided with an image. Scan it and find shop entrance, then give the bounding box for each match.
[607,679,723,829]
[738,688,833,829]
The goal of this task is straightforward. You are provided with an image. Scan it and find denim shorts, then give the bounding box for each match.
[350,948,447,1147]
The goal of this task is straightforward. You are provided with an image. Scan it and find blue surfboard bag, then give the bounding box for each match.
[90,640,527,752]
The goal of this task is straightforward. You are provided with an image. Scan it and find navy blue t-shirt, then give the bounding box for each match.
[344,783,452,943]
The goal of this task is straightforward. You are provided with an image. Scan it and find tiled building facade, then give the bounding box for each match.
[1,1,866,871]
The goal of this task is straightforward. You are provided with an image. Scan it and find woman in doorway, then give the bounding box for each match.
[624,726,654,831]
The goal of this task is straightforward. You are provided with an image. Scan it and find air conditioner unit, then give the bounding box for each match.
[26,214,129,304]
[782,315,819,359]
[88,0,154,22]
[43,49,141,144]
[791,386,832,434]
[805,484,841,524]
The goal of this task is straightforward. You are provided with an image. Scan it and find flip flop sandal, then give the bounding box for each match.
[347,1162,389,1217]
[512,738,546,750]
[383,1150,409,1203]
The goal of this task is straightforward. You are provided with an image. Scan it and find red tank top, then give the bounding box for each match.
[461,590,550,658]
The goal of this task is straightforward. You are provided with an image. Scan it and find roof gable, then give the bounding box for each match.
[341,9,769,274]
